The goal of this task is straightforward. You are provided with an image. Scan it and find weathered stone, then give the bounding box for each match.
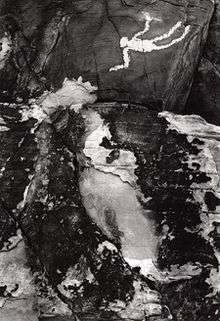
[0,97,219,320]
[0,0,215,112]
[0,1,219,321]
[187,1,220,124]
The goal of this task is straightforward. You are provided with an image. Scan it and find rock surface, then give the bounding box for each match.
[0,1,219,321]
[0,93,219,320]
[0,0,215,112]
[187,0,220,125]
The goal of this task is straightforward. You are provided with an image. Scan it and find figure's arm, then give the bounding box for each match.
[152,25,190,51]
[135,19,151,39]
[151,21,182,43]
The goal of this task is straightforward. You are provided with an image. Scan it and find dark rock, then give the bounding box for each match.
[0,0,215,111]
[186,1,220,125]
[0,102,219,320]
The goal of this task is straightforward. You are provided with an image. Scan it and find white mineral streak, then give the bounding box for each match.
[108,280,168,320]
[110,12,190,71]
[57,263,95,299]
[16,175,34,210]
[97,241,118,253]
[125,259,202,282]
[0,33,12,70]
[159,111,220,294]
[0,229,23,253]
[159,112,220,140]
[36,282,72,319]
[17,77,97,209]
[82,108,138,184]
[0,116,9,132]
[19,76,97,128]
[0,239,38,321]
[80,108,159,278]
[0,235,71,319]
[39,76,97,114]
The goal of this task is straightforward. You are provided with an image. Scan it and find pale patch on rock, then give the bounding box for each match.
[107,280,170,320]
[39,76,97,115]
[82,108,138,185]
[159,111,220,292]
[125,257,160,277]
[0,229,23,253]
[16,175,34,211]
[19,77,97,130]
[79,168,158,269]
[206,267,220,297]
[159,112,220,140]
[0,239,38,321]
[79,107,159,275]
[125,258,202,282]
[0,116,9,132]
[57,262,95,299]
[35,272,72,318]
[97,241,118,254]
[0,33,12,70]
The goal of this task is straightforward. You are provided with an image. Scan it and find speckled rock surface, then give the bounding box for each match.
[0,98,219,320]
[0,1,219,321]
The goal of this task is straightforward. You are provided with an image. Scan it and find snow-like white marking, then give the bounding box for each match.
[108,280,171,320]
[80,107,158,269]
[82,109,138,184]
[16,174,34,210]
[0,240,36,307]
[125,257,160,276]
[97,241,118,253]
[160,111,220,294]
[40,76,97,114]
[0,116,9,132]
[125,257,202,281]
[0,229,23,253]
[19,77,97,130]
[80,168,158,264]
[159,112,220,140]
[110,12,190,71]
[0,33,12,70]
[57,264,95,299]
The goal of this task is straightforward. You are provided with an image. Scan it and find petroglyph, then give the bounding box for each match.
[110,13,190,71]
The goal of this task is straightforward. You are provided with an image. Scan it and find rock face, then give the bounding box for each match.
[0,0,215,111]
[186,0,220,125]
[0,88,219,320]
[0,1,219,321]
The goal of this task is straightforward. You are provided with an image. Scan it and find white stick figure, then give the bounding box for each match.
[110,13,190,71]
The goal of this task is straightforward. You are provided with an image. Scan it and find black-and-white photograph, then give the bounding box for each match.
[0,1,219,320]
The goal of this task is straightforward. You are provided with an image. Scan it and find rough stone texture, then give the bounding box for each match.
[0,99,219,320]
[0,0,215,111]
[0,1,219,321]
[186,0,220,125]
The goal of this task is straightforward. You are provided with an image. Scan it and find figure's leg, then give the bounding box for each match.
[109,47,130,71]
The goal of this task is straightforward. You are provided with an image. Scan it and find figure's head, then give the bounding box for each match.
[120,37,129,48]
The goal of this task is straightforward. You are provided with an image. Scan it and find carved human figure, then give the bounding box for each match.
[110,12,191,71]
